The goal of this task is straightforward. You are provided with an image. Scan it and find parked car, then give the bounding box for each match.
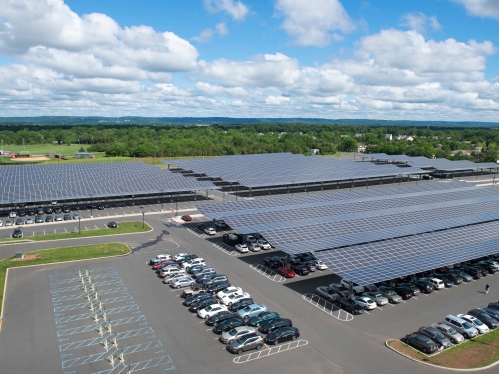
[377,287,402,304]
[163,273,190,284]
[173,253,189,261]
[292,264,310,275]
[461,267,483,279]
[160,267,185,278]
[229,298,255,312]
[404,333,442,354]
[419,277,445,290]
[396,283,421,296]
[362,291,388,306]
[217,286,243,300]
[205,281,232,295]
[353,296,377,310]
[63,214,71,221]
[0,220,3,227]
[277,267,296,278]
[12,228,23,238]
[447,269,473,282]
[170,277,195,289]
[197,223,207,231]
[237,304,267,321]
[191,266,215,276]
[263,256,281,268]
[5,220,13,226]
[246,311,280,328]
[204,227,216,235]
[392,286,414,300]
[418,326,451,349]
[441,274,463,285]
[73,213,81,220]
[181,283,206,299]
[265,327,300,345]
[202,274,228,286]
[181,215,192,221]
[259,318,293,334]
[443,315,479,338]
[15,218,24,225]
[62,205,71,213]
[340,280,365,294]
[182,292,214,307]
[235,244,249,253]
[457,314,490,334]
[221,292,251,306]
[316,286,340,302]
[45,216,54,222]
[245,235,257,243]
[214,220,227,228]
[198,304,228,319]
[329,284,351,298]
[338,298,364,315]
[256,239,271,250]
[206,311,237,327]
[180,258,206,270]
[487,302,499,312]
[227,332,264,354]
[189,296,217,312]
[220,326,256,344]
[467,309,499,329]
[480,308,499,322]
[54,206,62,213]
[213,318,246,334]
[247,242,261,252]
[430,323,464,344]
[34,215,44,223]
[107,221,117,228]
[305,259,327,270]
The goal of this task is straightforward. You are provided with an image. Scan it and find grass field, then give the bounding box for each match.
[0,243,130,315]
[0,221,151,244]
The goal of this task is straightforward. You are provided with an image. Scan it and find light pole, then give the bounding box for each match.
[78,216,81,234]
[141,211,145,228]
[89,194,93,218]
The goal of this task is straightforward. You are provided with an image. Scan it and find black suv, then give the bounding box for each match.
[27,208,35,216]
[188,296,217,312]
[213,318,245,334]
[97,204,105,210]
[205,281,231,295]
[205,311,237,326]
[62,205,71,213]
[18,209,26,216]
[54,206,62,213]
[462,266,483,279]
[197,223,207,231]
[37,207,44,215]
[229,298,254,312]
[12,228,23,238]
[292,264,310,275]
[413,280,433,294]
[45,207,53,214]
[183,292,212,307]
[263,256,281,268]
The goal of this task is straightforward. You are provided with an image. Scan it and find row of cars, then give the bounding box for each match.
[1,205,73,218]
[403,302,499,354]
[0,214,81,227]
[149,252,302,355]
[313,258,499,316]
[262,253,328,278]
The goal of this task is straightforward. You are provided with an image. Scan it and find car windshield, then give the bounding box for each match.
[423,338,433,345]
[462,322,473,329]
[344,299,355,305]
[205,306,212,312]
[435,332,445,339]
[385,290,396,296]
[374,294,384,299]
[229,328,238,336]
[242,306,252,312]
[473,319,483,326]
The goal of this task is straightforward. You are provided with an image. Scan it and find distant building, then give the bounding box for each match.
[385,134,392,141]
[309,149,320,155]
[340,134,349,138]
[357,145,366,152]
[74,152,93,159]
[355,133,363,138]
[432,136,439,140]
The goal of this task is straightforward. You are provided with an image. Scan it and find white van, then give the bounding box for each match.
[180,258,206,270]
[444,315,479,339]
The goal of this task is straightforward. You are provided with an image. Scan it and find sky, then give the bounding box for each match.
[0,0,499,121]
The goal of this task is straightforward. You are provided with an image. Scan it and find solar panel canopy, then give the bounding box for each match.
[0,162,217,204]
[167,153,427,188]
[196,181,499,285]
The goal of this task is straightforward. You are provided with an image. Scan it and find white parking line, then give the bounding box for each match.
[206,328,212,331]
[199,321,205,324]
[64,228,67,232]
[364,311,370,314]
[413,297,418,300]
[54,229,56,233]
[387,303,395,307]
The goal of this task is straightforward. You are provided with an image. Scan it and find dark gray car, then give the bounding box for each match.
[418,326,451,348]
[227,332,264,354]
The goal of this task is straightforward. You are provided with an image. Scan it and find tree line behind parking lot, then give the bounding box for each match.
[0,123,498,162]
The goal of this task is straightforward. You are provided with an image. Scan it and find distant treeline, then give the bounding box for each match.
[0,123,498,161]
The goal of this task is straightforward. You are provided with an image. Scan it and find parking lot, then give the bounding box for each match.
[3,177,499,373]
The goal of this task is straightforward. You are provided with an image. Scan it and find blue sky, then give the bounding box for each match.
[1,0,499,120]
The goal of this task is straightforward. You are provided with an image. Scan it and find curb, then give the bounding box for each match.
[0,243,131,326]
[0,222,153,246]
[386,339,499,371]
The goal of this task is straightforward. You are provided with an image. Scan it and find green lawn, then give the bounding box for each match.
[0,243,130,315]
[0,221,151,244]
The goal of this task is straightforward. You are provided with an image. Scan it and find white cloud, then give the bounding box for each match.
[192,23,229,43]
[453,0,499,19]
[274,0,355,47]
[400,12,442,33]
[203,0,249,21]
[265,96,291,105]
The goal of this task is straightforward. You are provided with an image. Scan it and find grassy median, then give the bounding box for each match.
[0,243,130,315]
[0,221,150,244]
[388,331,499,369]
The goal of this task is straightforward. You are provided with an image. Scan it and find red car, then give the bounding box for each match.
[181,215,192,221]
[277,267,296,278]
[152,261,169,270]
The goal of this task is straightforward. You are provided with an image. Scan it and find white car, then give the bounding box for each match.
[457,314,490,334]
[217,286,242,299]
[221,292,251,306]
[180,258,206,269]
[235,244,248,253]
[312,260,327,270]
[159,267,185,278]
[197,303,228,319]
[170,277,195,289]
[0,220,4,227]
[247,242,261,252]
[353,296,377,310]
[25,218,34,224]
[173,253,189,261]
[256,239,271,250]
[204,227,216,235]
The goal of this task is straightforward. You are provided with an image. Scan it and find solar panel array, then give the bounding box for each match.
[359,153,498,171]
[315,220,499,286]
[167,153,427,188]
[0,162,217,204]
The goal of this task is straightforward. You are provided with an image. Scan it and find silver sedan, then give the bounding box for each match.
[363,291,389,306]
[220,326,256,344]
